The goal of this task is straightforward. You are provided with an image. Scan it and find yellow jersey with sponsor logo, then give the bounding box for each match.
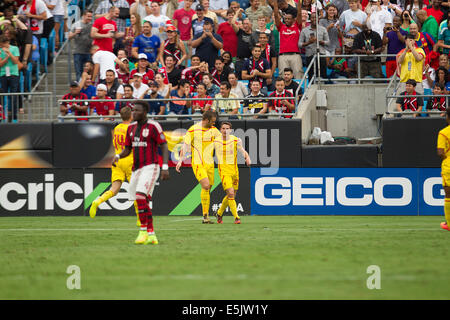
[214,134,240,176]
[184,122,221,166]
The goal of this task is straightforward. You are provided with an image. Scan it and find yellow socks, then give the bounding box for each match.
[445,198,450,225]
[217,196,228,216]
[201,188,210,217]
[98,190,114,204]
[228,197,239,220]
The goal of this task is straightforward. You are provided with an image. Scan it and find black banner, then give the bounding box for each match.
[382,118,446,168]
[302,145,379,168]
[0,168,251,217]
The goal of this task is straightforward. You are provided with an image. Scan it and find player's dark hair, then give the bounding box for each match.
[165,54,175,61]
[434,83,445,91]
[275,77,284,83]
[134,100,149,113]
[120,106,132,121]
[406,79,417,87]
[197,82,207,90]
[106,69,115,75]
[284,68,293,74]
[203,110,217,121]
[191,54,201,60]
[202,72,213,80]
[220,121,232,129]
[215,57,224,63]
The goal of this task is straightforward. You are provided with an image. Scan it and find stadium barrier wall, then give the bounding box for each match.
[250,167,443,216]
[0,168,251,217]
[301,145,379,168]
[382,117,446,168]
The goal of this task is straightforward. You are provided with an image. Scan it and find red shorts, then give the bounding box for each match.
[385,60,397,78]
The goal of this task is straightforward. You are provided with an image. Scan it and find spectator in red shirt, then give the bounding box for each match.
[270,0,303,79]
[90,6,124,52]
[91,83,115,119]
[217,9,240,57]
[426,0,445,24]
[173,0,195,64]
[192,82,213,113]
[130,53,156,84]
[60,81,89,120]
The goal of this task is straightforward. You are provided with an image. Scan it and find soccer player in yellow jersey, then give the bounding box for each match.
[176,110,221,224]
[438,108,450,231]
[89,106,140,226]
[214,122,251,224]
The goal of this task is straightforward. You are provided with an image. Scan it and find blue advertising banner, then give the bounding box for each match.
[251,168,443,216]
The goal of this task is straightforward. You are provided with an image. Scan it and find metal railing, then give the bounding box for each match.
[313,53,397,84]
[0,92,54,122]
[56,96,298,121]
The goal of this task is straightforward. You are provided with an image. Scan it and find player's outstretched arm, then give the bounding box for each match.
[160,142,170,180]
[237,140,251,166]
[112,146,132,166]
[176,142,188,173]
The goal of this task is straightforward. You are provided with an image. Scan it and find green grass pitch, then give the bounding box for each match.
[1,215,450,300]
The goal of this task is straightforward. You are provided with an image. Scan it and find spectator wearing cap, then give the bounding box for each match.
[130,72,150,98]
[191,20,223,68]
[158,25,187,67]
[192,0,219,27]
[143,80,166,115]
[191,4,215,40]
[60,81,89,120]
[217,8,240,58]
[396,33,426,94]
[143,1,171,41]
[132,20,162,64]
[100,69,125,102]
[130,53,155,84]
[91,45,125,82]
[395,79,423,117]
[91,83,115,119]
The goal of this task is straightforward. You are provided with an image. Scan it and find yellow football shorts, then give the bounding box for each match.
[221,173,239,191]
[111,157,133,183]
[192,164,214,185]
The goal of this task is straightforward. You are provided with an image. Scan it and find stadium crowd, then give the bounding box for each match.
[2,0,450,121]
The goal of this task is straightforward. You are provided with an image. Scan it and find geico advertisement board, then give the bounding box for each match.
[0,168,251,216]
[251,168,444,215]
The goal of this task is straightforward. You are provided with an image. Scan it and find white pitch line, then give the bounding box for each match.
[0,227,440,232]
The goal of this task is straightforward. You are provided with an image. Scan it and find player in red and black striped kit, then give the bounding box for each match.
[113,101,169,245]
[268,77,295,118]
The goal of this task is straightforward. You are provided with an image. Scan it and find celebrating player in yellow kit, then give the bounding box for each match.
[176,111,221,224]
[438,108,450,231]
[89,106,140,226]
[214,122,251,224]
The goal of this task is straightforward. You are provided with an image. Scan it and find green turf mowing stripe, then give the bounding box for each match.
[169,168,221,215]
[84,182,111,210]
